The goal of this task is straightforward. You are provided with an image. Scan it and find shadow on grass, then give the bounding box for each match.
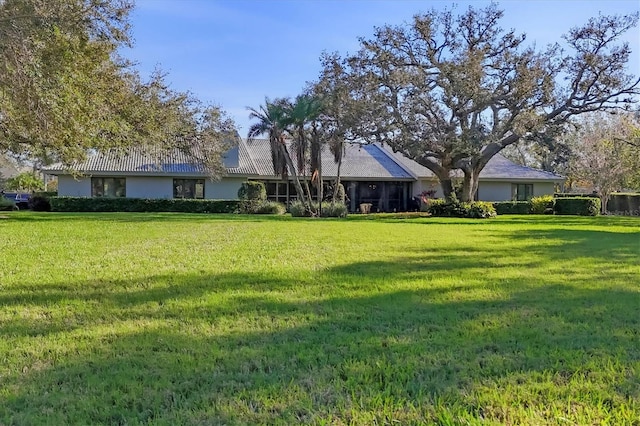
[2,277,638,424]
[1,222,639,423]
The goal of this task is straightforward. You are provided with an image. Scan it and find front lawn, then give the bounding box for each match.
[1,213,639,424]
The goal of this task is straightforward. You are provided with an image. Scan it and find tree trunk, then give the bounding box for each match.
[318,156,323,217]
[460,170,479,202]
[601,194,609,214]
[280,143,309,209]
[438,176,455,201]
[332,148,343,203]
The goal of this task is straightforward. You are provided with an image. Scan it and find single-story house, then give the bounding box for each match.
[43,139,564,212]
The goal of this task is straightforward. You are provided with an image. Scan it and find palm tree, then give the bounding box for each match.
[283,95,325,212]
[247,98,309,209]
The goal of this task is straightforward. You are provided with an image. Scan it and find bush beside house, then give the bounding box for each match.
[424,198,496,219]
[289,201,348,218]
[50,197,241,213]
[554,197,601,216]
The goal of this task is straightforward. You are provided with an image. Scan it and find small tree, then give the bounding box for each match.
[6,172,44,192]
[568,113,636,212]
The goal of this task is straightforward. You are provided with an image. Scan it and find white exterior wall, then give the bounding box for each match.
[127,177,173,199]
[533,182,556,197]
[58,175,91,197]
[477,182,512,201]
[413,179,443,198]
[206,178,245,199]
[478,181,557,201]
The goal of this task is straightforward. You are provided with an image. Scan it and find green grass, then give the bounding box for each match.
[1,212,639,425]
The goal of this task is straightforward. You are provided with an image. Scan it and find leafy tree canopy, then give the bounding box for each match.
[316,4,640,201]
[0,0,237,178]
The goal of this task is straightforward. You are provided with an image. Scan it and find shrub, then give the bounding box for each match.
[465,201,497,218]
[238,181,267,213]
[50,197,241,213]
[530,195,554,214]
[289,200,348,218]
[423,198,447,215]
[252,201,286,215]
[554,197,600,216]
[426,198,496,219]
[320,202,348,218]
[0,196,16,211]
[288,200,309,217]
[333,183,346,204]
[33,191,58,198]
[492,201,530,215]
[28,195,52,212]
[237,181,266,202]
[554,192,598,198]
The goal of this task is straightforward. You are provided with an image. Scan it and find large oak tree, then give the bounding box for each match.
[317,4,640,201]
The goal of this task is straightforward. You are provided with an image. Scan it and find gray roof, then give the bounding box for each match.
[478,153,563,180]
[43,139,563,182]
[245,139,415,180]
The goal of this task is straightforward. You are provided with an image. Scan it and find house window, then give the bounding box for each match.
[263,180,291,203]
[513,183,533,201]
[91,177,126,197]
[173,179,205,199]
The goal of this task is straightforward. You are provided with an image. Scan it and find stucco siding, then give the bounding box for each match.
[206,178,245,199]
[533,182,556,197]
[58,175,91,197]
[477,182,512,201]
[413,179,443,198]
[127,177,173,199]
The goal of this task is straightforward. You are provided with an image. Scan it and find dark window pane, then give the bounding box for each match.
[173,179,204,199]
[277,182,287,197]
[92,177,125,197]
[265,182,277,197]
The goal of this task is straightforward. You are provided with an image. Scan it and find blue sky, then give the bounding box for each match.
[122,0,640,134]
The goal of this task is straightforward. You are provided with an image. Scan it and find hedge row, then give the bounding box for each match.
[554,197,601,216]
[50,197,241,213]
[425,199,496,219]
[492,197,600,216]
[492,201,531,215]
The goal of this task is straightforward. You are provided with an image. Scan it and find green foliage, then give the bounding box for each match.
[49,197,240,213]
[252,201,286,215]
[237,181,267,202]
[426,198,496,219]
[530,195,555,214]
[333,183,346,204]
[288,200,348,217]
[492,201,531,215]
[238,181,268,213]
[6,172,44,192]
[0,1,237,174]
[316,6,639,201]
[320,202,348,218]
[554,197,601,216]
[33,191,58,198]
[288,200,311,217]
[465,201,497,218]
[28,195,51,212]
[554,193,598,198]
[0,196,16,211]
